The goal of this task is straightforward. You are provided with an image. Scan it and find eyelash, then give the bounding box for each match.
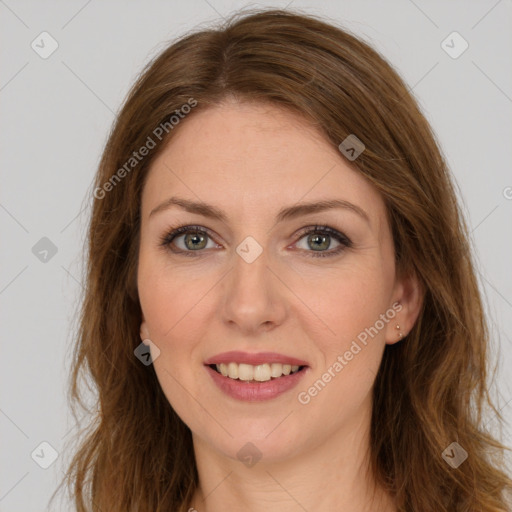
[158,224,353,258]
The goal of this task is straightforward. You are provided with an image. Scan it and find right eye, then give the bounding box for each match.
[159,225,220,256]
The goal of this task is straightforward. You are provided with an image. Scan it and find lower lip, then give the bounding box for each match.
[205,365,308,402]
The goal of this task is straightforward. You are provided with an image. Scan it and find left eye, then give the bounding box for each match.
[159,225,352,258]
[293,226,352,258]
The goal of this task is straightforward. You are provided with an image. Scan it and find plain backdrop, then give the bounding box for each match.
[1,0,511,510]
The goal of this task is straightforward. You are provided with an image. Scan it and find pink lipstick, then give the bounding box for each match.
[204,351,310,402]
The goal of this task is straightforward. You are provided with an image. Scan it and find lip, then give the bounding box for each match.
[205,364,309,402]
[204,351,309,367]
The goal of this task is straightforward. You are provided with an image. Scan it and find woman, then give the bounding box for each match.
[57,8,512,511]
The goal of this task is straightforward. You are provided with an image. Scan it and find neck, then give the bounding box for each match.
[188,401,396,512]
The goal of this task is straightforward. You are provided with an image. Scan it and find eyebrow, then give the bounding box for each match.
[149,196,370,224]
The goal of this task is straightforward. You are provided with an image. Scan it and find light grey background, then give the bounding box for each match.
[1,0,511,510]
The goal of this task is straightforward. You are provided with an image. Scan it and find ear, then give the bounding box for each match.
[140,316,151,344]
[385,270,423,345]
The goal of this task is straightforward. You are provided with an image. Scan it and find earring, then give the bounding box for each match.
[395,324,404,340]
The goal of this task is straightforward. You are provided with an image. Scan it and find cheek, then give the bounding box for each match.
[294,260,393,351]
[137,257,213,419]
[292,267,390,423]
[138,250,213,340]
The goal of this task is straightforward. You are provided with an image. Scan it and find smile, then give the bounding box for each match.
[203,351,310,401]
[212,362,304,382]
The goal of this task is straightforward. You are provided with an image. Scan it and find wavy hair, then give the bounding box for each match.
[52,8,512,511]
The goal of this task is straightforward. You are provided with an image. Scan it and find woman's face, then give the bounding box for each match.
[137,100,417,464]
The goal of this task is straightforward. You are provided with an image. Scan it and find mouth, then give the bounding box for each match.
[203,353,310,401]
[203,351,310,401]
[208,362,307,382]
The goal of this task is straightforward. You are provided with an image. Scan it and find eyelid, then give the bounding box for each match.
[290,225,353,258]
[293,225,352,246]
[158,224,221,254]
[159,223,352,257]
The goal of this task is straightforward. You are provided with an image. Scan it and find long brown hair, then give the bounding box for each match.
[53,8,512,511]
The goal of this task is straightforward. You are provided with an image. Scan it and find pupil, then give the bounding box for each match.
[184,232,330,251]
[310,234,329,251]
[186,232,206,250]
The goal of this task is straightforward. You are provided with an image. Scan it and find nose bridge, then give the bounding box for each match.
[231,237,271,300]
[221,235,286,330]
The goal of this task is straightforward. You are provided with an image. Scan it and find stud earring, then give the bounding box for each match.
[395,324,404,340]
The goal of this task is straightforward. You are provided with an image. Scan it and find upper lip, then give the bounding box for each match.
[204,351,309,367]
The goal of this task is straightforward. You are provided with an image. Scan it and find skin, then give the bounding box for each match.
[137,99,422,512]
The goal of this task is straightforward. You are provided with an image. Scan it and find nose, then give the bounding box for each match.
[220,244,287,335]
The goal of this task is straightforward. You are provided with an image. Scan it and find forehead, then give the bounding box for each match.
[142,101,385,230]
[161,100,338,168]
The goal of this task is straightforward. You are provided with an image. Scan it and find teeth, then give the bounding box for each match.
[270,363,283,378]
[215,362,302,381]
[238,363,254,381]
[227,362,238,379]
